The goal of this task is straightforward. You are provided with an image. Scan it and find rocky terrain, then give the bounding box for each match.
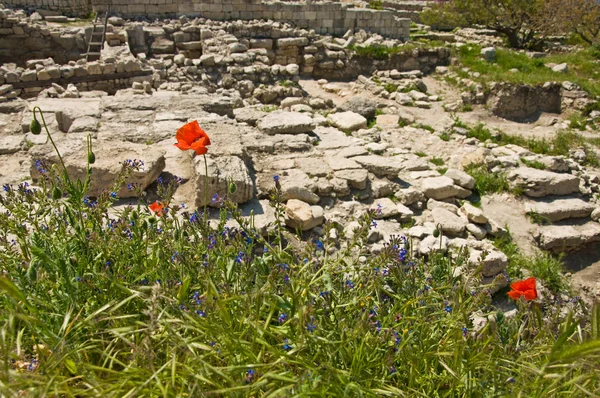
[1,3,600,306]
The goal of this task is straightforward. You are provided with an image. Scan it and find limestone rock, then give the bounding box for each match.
[279,169,319,204]
[233,107,266,126]
[353,155,405,178]
[524,198,595,222]
[419,235,449,255]
[193,155,254,207]
[338,96,377,120]
[507,168,580,197]
[432,207,467,235]
[421,176,471,200]
[445,168,476,190]
[460,203,488,224]
[257,111,315,135]
[285,199,324,230]
[536,222,600,251]
[469,250,508,277]
[30,139,165,198]
[328,111,367,132]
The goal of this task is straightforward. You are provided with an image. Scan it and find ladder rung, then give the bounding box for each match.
[89,42,103,46]
[91,31,104,35]
[86,52,101,56]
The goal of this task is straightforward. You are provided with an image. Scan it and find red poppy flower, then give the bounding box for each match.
[149,200,167,216]
[174,120,211,155]
[507,277,538,301]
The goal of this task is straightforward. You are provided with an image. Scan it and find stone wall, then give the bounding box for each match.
[5,0,410,40]
[0,8,86,65]
[4,0,90,17]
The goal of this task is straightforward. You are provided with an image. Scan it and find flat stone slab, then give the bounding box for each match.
[536,222,600,251]
[30,139,165,198]
[327,111,367,132]
[508,167,580,198]
[257,111,315,135]
[352,155,405,178]
[524,198,595,222]
[421,176,471,200]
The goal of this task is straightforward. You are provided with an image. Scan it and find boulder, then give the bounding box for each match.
[285,199,324,230]
[192,155,254,207]
[338,96,377,120]
[278,169,320,204]
[507,168,580,197]
[432,207,467,235]
[419,235,449,255]
[445,168,476,190]
[257,111,315,135]
[328,111,367,132]
[460,203,488,224]
[421,176,471,200]
[469,250,508,277]
[30,139,165,198]
[481,47,496,61]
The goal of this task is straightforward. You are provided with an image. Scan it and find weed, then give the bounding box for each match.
[261,105,278,113]
[526,211,552,225]
[437,167,448,175]
[464,164,514,196]
[520,158,547,170]
[384,83,398,93]
[368,0,383,10]
[439,132,451,141]
[415,151,427,157]
[430,157,445,166]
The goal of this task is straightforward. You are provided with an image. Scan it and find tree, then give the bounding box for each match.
[421,0,546,49]
[538,0,600,45]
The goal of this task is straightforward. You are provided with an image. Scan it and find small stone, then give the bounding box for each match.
[285,199,324,230]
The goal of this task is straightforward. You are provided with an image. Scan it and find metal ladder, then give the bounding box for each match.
[85,9,110,62]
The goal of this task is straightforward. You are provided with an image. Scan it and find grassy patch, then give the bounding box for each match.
[454,44,600,97]
[384,83,398,93]
[415,151,427,157]
[430,157,445,166]
[520,158,547,170]
[464,121,600,167]
[464,164,515,196]
[493,232,567,293]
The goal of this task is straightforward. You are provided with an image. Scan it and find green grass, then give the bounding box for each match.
[439,132,451,141]
[464,121,600,167]
[520,157,547,170]
[349,41,448,61]
[1,112,600,396]
[415,151,427,157]
[367,0,383,10]
[464,164,515,196]
[454,44,600,97]
[383,83,398,93]
[493,232,567,293]
[430,156,445,166]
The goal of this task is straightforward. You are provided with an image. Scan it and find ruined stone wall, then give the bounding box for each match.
[0,8,86,65]
[4,0,90,17]
[98,0,410,40]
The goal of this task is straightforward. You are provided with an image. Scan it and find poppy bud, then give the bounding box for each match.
[30,117,42,135]
[88,151,96,164]
[433,228,440,238]
[148,216,157,224]
[131,210,138,220]
[229,181,237,195]
[141,219,148,230]
[52,186,62,200]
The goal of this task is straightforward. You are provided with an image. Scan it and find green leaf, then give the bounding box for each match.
[0,276,27,303]
[65,359,78,374]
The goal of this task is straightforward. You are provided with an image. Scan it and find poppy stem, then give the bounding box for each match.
[203,154,208,220]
